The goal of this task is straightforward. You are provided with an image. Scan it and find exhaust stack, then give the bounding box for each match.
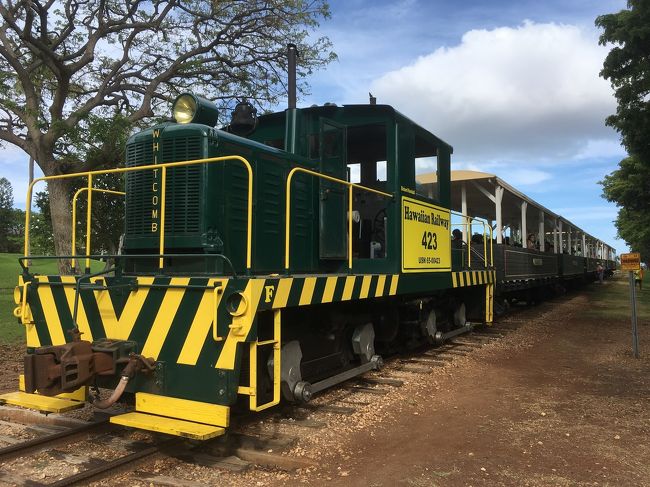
[288,43,298,109]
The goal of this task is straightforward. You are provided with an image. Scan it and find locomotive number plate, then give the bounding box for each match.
[401,196,451,272]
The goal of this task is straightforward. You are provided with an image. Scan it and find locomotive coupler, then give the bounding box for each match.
[89,352,156,409]
[23,331,152,397]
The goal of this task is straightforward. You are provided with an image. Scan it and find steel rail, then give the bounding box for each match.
[0,419,109,463]
[46,437,182,487]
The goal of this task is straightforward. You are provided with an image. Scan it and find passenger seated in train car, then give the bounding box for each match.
[544,240,552,252]
[471,233,483,244]
[526,233,536,249]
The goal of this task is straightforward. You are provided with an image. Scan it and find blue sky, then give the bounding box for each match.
[305,0,628,253]
[0,0,629,252]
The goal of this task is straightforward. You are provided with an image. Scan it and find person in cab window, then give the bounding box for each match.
[451,229,465,249]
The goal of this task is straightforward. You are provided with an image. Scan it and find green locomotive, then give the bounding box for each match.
[3,51,493,438]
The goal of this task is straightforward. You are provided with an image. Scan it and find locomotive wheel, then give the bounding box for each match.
[421,309,437,344]
[453,302,467,328]
[293,381,313,403]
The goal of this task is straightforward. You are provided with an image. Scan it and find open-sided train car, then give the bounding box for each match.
[418,170,617,305]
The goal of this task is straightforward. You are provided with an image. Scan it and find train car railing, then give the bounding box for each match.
[71,187,125,272]
[450,211,494,268]
[284,167,393,272]
[23,156,253,273]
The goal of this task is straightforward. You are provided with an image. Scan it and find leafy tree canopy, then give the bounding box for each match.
[597,1,650,258]
[596,1,650,160]
[0,0,334,172]
[601,156,650,257]
[0,0,335,264]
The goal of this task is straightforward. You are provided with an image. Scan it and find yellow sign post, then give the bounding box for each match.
[620,252,641,358]
[401,196,451,272]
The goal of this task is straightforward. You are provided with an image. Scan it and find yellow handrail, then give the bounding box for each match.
[285,167,392,271]
[24,155,253,271]
[71,187,126,271]
[451,211,494,267]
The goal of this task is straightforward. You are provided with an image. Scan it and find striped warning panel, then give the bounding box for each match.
[451,270,496,288]
[19,273,402,363]
[265,274,401,309]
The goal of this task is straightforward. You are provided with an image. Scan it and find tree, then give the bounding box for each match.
[7,208,25,253]
[0,177,14,252]
[601,156,650,257]
[0,1,335,270]
[596,2,650,161]
[596,2,650,255]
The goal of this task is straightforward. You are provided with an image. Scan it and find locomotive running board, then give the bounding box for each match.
[109,392,229,441]
[0,375,87,414]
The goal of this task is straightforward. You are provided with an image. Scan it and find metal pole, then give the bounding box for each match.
[287,44,297,109]
[629,270,640,358]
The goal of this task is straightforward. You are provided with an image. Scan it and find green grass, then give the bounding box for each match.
[0,253,103,344]
[0,253,39,344]
[583,271,650,322]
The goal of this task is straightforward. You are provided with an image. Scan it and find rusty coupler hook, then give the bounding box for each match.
[90,353,155,409]
[67,326,83,342]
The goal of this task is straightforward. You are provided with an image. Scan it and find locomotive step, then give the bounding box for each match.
[110,392,230,440]
[111,412,225,441]
[0,391,85,414]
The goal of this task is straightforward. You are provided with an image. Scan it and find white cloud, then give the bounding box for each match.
[371,21,619,164]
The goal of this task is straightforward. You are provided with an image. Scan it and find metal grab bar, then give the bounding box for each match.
[71,187,125,271]
[285,167,393,271]
[23,155,253,272]
[18,253,238,278]
[450,211,494,267]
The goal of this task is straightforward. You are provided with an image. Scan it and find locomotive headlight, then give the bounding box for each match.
[172,94,197,124]
[172,93,219,126]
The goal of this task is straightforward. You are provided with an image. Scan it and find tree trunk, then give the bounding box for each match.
[47,178,73,275]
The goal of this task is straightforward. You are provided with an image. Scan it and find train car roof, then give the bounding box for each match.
[417,170,615,251]
[254,104,453,151]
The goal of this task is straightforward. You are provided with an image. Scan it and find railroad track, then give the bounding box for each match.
[0,320,523,486]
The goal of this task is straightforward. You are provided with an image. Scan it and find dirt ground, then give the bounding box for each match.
[1,277,649,486]
[298,280,650,486]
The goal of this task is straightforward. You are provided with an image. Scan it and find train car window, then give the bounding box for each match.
[376,160,387,182]
[415,156,439,200]
[347,163,360,183]
[345,123,389,259]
